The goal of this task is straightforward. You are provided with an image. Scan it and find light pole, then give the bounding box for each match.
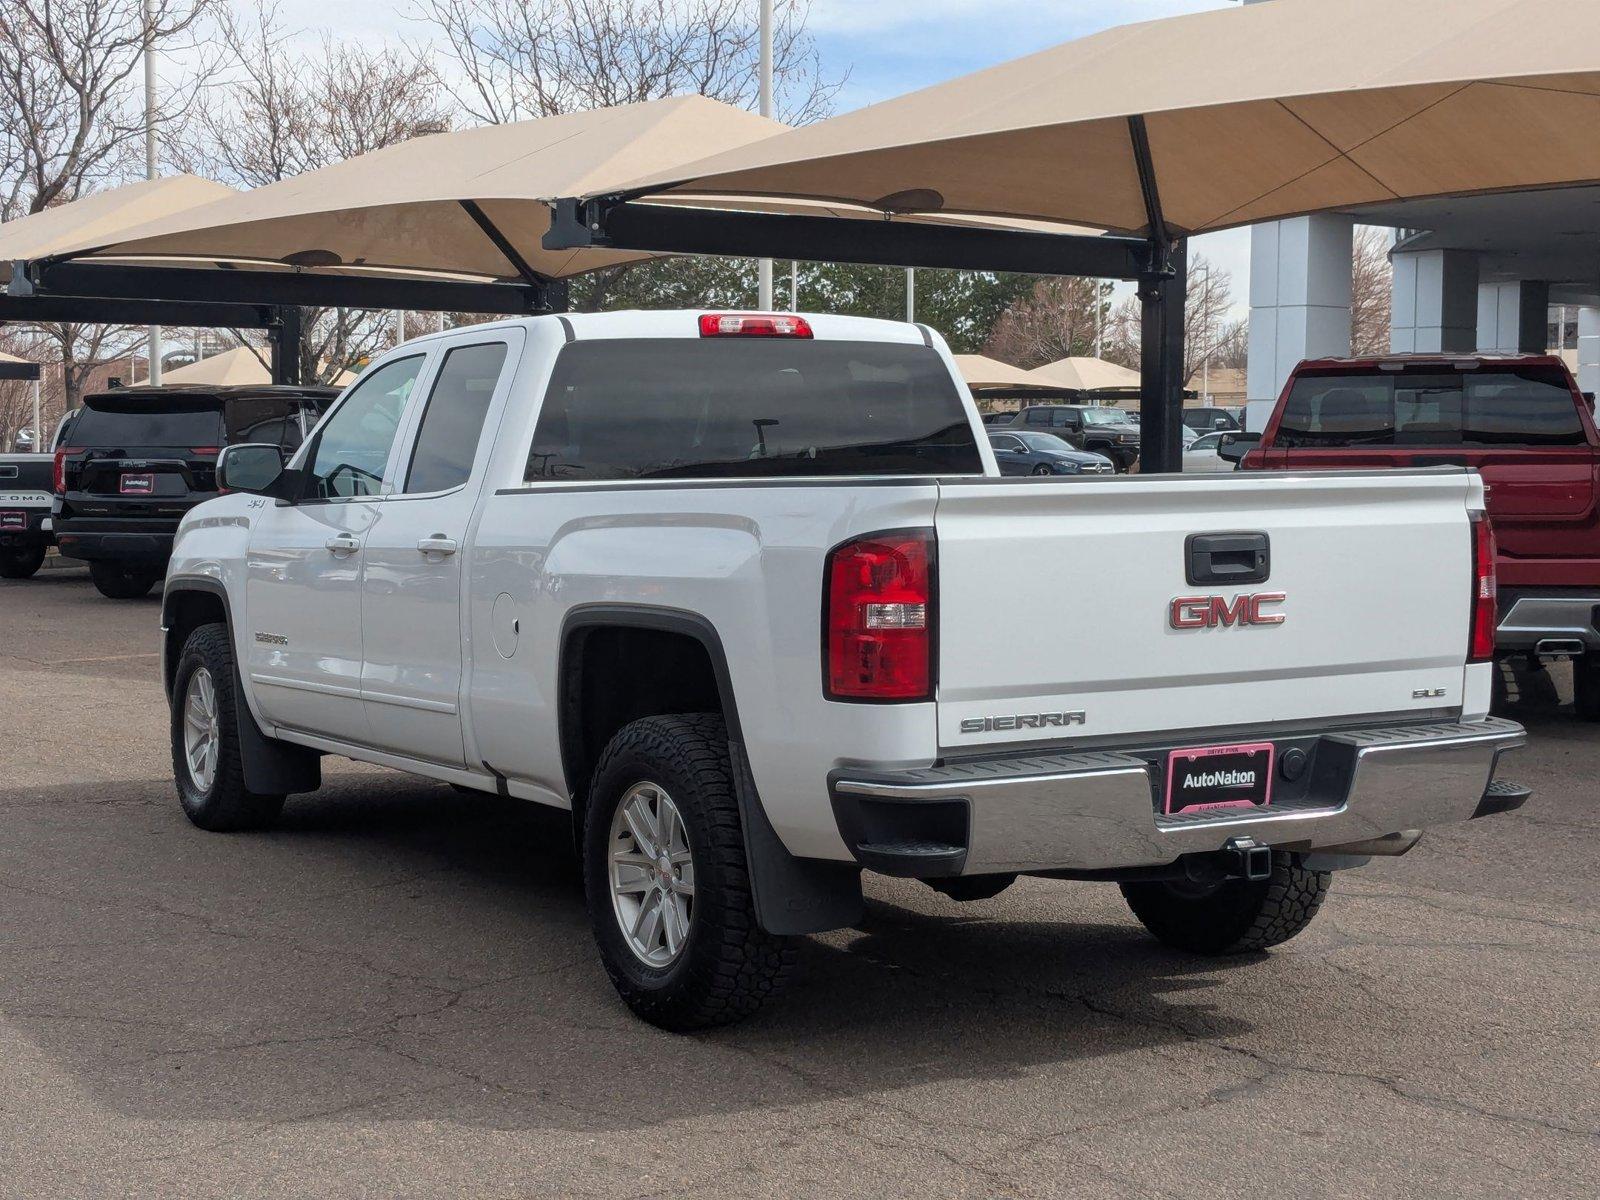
[905,268,916,322]
[143,0,162,385]
[757,0,774,309]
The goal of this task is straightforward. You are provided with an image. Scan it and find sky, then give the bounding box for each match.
[270,0,1252,315]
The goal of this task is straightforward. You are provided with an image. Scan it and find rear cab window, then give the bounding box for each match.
[1276,365,1590,448]
[526,339,982,481]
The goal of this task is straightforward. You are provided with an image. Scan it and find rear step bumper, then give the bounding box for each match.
[830,718,1528,877]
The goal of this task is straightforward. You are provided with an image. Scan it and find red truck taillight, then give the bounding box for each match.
[824,529,934,702]
[1469,513,1498,663]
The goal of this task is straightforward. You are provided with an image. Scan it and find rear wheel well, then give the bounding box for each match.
[560,622,726,827]
[164,588,228,696]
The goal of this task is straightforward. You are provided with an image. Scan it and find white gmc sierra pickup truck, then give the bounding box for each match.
[161,310,1529,1030]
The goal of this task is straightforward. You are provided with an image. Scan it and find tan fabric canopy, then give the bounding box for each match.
[0,176,235,283]
[160,346,356,387]
[610,0,1600,235]
[952,354,1050,390]
[52,97,787,282]
[1028,357,1141,392]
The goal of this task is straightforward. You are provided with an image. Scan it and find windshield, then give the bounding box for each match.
[527,339,982,481]
[72,399,222,448]
[1080,408,1132,426]
[1277,367,1587,448]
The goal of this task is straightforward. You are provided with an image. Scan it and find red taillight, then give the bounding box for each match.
[189,446,220,457]
[824,529,934,702]
[52,446,81,495]
[699,313,813,338]
[1470,513,1498,662]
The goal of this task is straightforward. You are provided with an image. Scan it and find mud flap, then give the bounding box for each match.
[730,740,863,935]
[235,666,321,795]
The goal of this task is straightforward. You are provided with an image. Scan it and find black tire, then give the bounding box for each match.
[170,623,285,832]
[1574,657,1600,722]
[583,713,794,1031]
[1120,852,1330,955]
[90,560,160,599]
[926,873,1017,902]
[1031,463,1052,476]
[0,547,45,579]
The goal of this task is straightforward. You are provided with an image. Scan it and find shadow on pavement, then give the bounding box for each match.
[2,771,1259,1132]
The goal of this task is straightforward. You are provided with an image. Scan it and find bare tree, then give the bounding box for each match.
[0,0,212,218]
[982,277,1108,368]
[1097,259,1243,384]
[419,0,842,126]
[173,1,452,383]
[0,0,213,408]
[1351,225,1393,356]
[423,0,844,312]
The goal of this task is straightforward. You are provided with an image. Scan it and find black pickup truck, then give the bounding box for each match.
[54,385,340,597]
[0,452,56,578]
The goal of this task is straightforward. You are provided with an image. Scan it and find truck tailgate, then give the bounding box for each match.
[934,470,1479,748]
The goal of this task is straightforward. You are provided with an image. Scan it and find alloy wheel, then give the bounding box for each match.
[607,781,696,967]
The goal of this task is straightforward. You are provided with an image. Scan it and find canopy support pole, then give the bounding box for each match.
[1130,115,1185,474]
[270,306,304,386]
[1139,240,1187,473]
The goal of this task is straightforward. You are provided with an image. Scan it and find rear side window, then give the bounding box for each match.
[525,339,980,481]
[404,342,508,494]
[71,401,222,448]
[1277,368,1587,448]
[225,398,311,449]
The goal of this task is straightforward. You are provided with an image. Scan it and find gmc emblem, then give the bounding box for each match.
[1169,592,1286,629]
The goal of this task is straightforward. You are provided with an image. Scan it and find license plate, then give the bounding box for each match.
[0,511,22,531]
[120,473,155,495]
[1165,742,1274,814]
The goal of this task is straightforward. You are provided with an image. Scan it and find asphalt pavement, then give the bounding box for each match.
[1,567,1596,1199]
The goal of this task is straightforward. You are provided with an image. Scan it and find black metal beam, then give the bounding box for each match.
[0,360,41,381]
[0,293,276,328]
[545,198,1150,279]
[1139,239,1187,475]
[29,261,557,315]
[270,306,304,386]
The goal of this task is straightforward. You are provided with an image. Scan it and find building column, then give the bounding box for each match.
[1478,280,1551,353]
[1391,249,1479,353]
[1245,215,1354,430]
[1578,307,1600,397]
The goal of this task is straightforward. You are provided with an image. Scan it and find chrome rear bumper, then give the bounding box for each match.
[831,718,1527,876]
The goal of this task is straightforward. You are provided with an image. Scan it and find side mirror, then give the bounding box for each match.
[217,443,290,497]
[1213,417,1229,430]
[1585,392,1596,414]
[1217,431,1261,464]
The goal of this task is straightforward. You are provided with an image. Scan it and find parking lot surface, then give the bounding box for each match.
[2,568,1597,1199]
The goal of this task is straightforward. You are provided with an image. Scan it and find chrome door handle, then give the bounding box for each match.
[417,535,458,557]
[325,533,361,557]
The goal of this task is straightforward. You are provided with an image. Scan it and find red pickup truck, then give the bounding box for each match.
[1224,354,1600,717]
